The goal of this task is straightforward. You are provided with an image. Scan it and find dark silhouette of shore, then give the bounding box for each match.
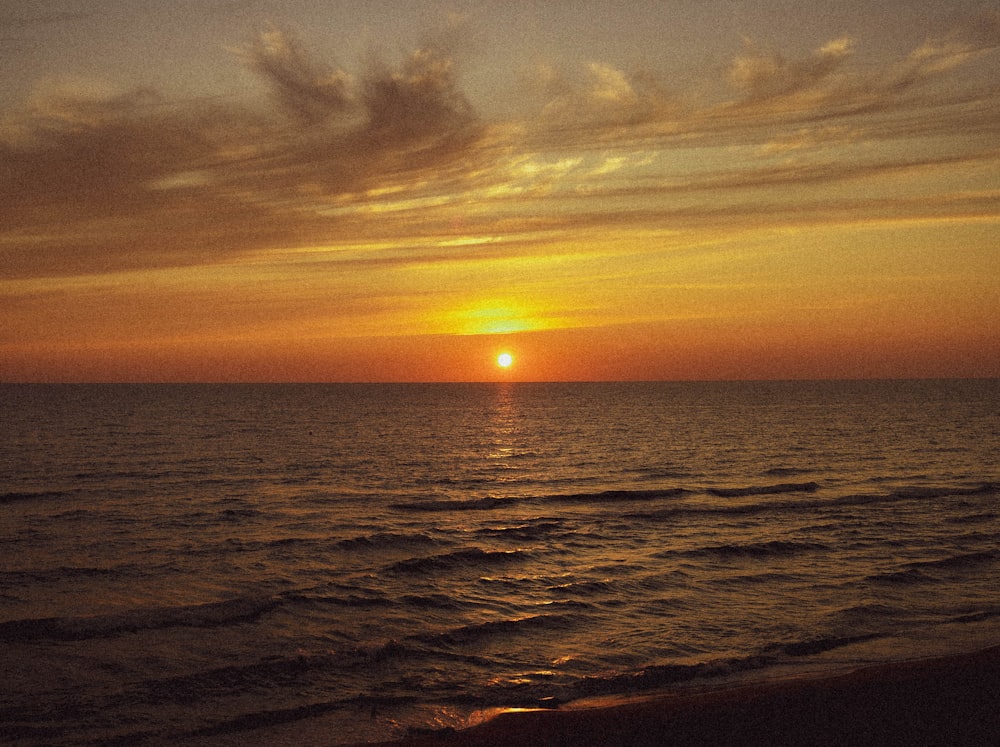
[360,645,1000,747]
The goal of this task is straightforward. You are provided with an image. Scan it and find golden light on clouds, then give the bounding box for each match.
[1,2,998,381]
[450,303,540,336]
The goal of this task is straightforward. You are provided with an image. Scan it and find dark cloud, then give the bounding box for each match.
[242,27,477,136]
[362,46,476,136]
[2,87,216,215]
[243,28,355,125]
[0,26,490,278]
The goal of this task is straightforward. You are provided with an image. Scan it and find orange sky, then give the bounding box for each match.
[1,2,998,381]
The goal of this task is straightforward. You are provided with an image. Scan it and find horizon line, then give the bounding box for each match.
[2,376,997,386]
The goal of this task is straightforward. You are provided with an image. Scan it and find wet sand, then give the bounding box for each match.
[361,645,1000,747]
[178,646,1000,746]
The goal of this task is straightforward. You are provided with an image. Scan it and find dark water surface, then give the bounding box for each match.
[2,381,998,744]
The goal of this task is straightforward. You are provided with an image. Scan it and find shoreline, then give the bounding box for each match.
[355,645,1000,747]
[176,644,1000,746]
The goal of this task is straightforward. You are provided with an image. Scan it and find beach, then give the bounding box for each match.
[361,645,1000,746]
[174,645,1000,747]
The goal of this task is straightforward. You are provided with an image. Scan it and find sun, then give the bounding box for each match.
[497,352,514,369]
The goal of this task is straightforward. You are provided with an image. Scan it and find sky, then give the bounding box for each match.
[1,0,998,382]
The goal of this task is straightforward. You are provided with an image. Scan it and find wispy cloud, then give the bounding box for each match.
[728,36,854,103]
[0,26,493,278]
[1,18,997,282]
[241,28,355,125]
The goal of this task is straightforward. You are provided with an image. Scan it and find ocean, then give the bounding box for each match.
[2,380,998,745]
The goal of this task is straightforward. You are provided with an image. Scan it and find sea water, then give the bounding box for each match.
[1,381,998,745]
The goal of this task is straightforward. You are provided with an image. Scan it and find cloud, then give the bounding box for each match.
[1,20,998,282]
[528,60,679,134]
[514,20,1000,162]
[4,83,216,199]
[729,36,854,102]
[0,26,491,278]
[242,27,354,125]
[241,27,477,136]
[888,13,1000,93]
[362,45,476,137]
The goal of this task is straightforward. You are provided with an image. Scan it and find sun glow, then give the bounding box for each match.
[497,352,514,368]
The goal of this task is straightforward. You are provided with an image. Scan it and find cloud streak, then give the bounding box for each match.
[1,18,998,281]
[0,26,493,278]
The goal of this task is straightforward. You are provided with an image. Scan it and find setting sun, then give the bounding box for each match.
[0,1,997,386]
[497,352,513,369]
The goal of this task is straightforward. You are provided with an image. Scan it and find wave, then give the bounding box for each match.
[181,692,422,740]
[707,482,821,498]
[390,496,514,512]
[141,628,515,711]
[571,657,761,697]
[628,482,1000,522]
[627,502,795,522]
[949,609,1000,624]
[569,631,888,700]
[632,468,697,481]
[173,532,440,557]
[416,612,578,648]
[726,481,997,506]
[945,512,998,524]
[763,633,883,657]
[141,650,344,704]
[547,579,618,595]
[284,591,397,611]
[547,488,690,504]
[184,699,350,738]
[0,564,128,586]
[656,540,830,560]
[279,588,471,614]
[761,467,814,477]
[335,531,439,551]
[387,548,532,575]
[884,483,999,499]
[865,568,932,585]
[0,596,279,643]
[391,484,811,514]
[0,490,70,505]
[827,602,904,626]
[218,507,263,520]
[907,550,998,572]
[821,485,996,513]
[390,482,995,521]
[474,520,565,541]
[866,550,998,586]
[399,593,468,610]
